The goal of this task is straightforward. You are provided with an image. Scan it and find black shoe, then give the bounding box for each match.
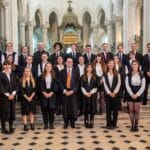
[30,124,35,131]
[44,125,48,130]
[84,121,89,128]
[1,129,9,135]
[63,124,68,129]
[9,128,15,134]
[134,125,139,132]
[106,125,111,129]
[89,121,94,129]
[70,121,75,129]
[99,110,103,115]
[24,125,29,131]
[130,125,135,132]
[49,124,55,129]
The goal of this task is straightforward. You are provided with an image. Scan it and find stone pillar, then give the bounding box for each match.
[0,5,5,40]
[129,0,139,43]
[123,0,130,53]
[105,19,113,48]
[115,16,122,46]
[0,0,10,43]
[42,23,48,48]
[143,0,150,54]
[19,17,26,46]
[4,1,10,43]
[27,21,34,54]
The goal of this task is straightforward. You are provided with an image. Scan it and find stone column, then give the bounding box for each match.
[129,0,138,43]
[42,23,48,48]
[105,19,113,48]
[19,17,26,46]
[0,4,5,40]
[27,21,34,54]
[143,0,150,54]
[4,1,10,43]
[0,0,10,43]
[115,16,122,48]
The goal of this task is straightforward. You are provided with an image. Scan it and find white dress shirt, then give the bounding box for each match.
[125,73,145,97]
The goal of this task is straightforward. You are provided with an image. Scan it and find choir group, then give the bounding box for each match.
[0,41,150,135]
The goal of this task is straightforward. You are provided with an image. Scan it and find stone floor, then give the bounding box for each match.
[0,116,150,150]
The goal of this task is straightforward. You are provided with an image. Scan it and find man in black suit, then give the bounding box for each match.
[20,55,37,79]
[101,43,113,63]
[130,43,143,65]
[142,43,150,105]
[116,44,128,66]
[60,57,79,129]
[50,42,64,65]
[83,44,96,64]
[33,42,49,65]
[66,43,81,66]
[18,46,29,68]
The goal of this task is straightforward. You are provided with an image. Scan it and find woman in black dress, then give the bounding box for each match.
[81,63,98,128]
[93,54,106,114]
[39,63,57,130]
[0,61,18,134]
[20,67,36,131]
[125,60,145,132]
[53,56,65,115]
[103,59,121,129]
[114,55,125,110]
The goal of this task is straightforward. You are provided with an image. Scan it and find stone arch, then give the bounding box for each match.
[80,8,93,25]
[47,8,60,25]
[48,11,59,50]
[82,11,92,47]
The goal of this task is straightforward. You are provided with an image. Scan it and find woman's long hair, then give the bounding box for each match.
[93,53,106,72]
[82,63,96,81]
[41,62,56,79]
[105,59,118,77]
[130,60,142,75]
[21,68,35,88]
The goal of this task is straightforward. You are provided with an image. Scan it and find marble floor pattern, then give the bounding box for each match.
[0,117,150,150]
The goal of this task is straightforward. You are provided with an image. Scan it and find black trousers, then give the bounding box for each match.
[106,97,119,127]
[84,112,94,121]
[42,109,55,125]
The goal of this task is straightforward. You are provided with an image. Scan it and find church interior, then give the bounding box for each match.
[0,0,150,150]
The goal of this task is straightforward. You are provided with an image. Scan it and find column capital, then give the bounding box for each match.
[104,19,112,26]
[91,22,99,29]
[114,16,123,23]
[19,17,27,26]
[27,21,33,27]
[0,0,9,7]
[41,23,49,29]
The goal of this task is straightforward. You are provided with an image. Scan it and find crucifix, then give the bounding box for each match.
[67,0,73,8]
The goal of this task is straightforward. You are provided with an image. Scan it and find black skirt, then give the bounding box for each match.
[126,86,143,102]
[21,96,36,115]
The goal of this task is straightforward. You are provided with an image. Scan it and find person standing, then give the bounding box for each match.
[39,63,57,130]
[93,54,106,114]
[142,43,150,105]
[83,45,96,64]
[101,43,113,64]
[125,60,145,132]
[81,64,97,128]
[33,42,49,65]
[50,42,64,65]
[0,62,18,134]
[103,59,121,129]
[20,68,36,131]
[60,57,79,129]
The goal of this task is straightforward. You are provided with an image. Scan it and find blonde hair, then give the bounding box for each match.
[21,68,35,88]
